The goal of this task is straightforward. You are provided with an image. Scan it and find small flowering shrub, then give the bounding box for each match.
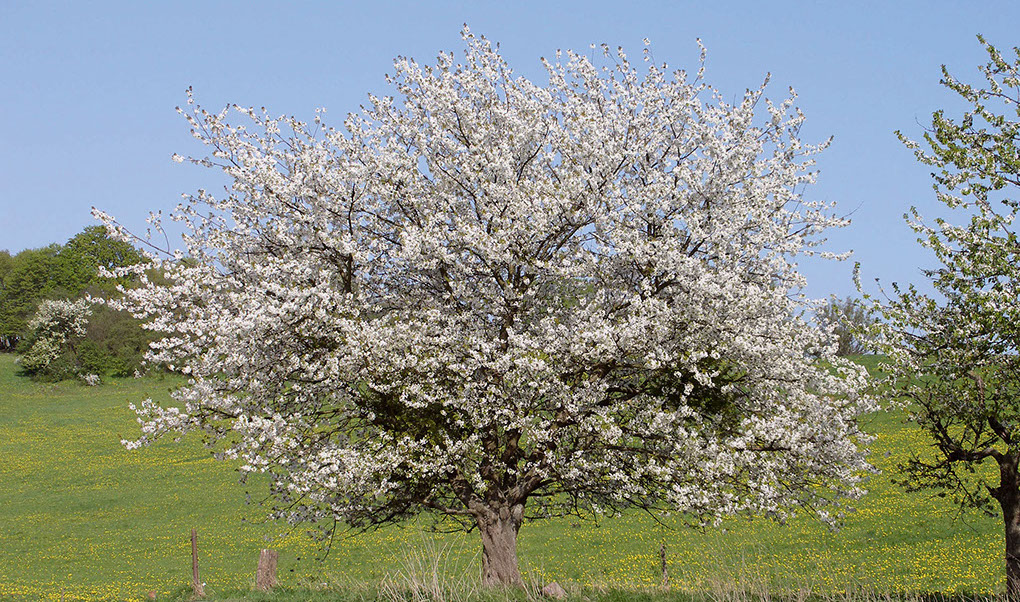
[80,373,101,386]
[18,298,92,381]
[18,336,62,375]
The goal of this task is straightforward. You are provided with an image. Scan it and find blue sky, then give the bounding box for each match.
[2,0,1018,300]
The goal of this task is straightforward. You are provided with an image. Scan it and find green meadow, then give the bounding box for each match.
[0,354,1007,600]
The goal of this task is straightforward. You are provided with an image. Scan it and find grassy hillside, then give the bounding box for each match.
[0,354,1006,600]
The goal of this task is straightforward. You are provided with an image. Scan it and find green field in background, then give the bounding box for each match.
[0,354,1005,600]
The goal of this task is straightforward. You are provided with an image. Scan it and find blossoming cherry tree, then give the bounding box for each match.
[101,30,872,586]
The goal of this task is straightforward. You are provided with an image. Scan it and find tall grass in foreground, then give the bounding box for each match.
[153,549,1005,602]
[148,532,1003,602]
[153,583,1009,602]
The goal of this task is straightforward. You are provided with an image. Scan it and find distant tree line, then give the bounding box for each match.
[0,226,153,380]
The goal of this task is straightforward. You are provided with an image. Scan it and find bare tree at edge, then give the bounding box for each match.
[865,37,1020,600]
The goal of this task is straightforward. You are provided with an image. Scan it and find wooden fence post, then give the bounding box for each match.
[660,542,669,588]
[191,528,205,598]
[256,549,279,591]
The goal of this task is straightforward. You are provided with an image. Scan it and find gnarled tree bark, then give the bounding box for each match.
[476,503,525,587]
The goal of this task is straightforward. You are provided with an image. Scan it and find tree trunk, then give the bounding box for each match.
[996,455,1020,601]
[477,503,525,587]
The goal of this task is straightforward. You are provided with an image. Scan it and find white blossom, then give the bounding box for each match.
[20,299,93,375]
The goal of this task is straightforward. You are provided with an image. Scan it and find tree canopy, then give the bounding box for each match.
[104,29,873,586]
[0,245,60,350]
[52,225,144,298]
